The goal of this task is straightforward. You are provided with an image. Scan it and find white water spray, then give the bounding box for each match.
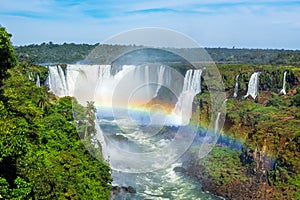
[36,74,40,87]
[171,69,202,125]
[214,112,221,134]
[244,72,261,99]
[279,71,287,95]
[233,74,239,98]
[154,65,165,97]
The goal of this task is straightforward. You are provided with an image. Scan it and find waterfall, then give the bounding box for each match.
[244,72,261,99]
[171,69,202,125]
[233,74,239,98]
[214,112,221,134]
[47,64,175,106]
[36,74,40,87]
[154,65,165,97]
[47,64,201,126]
[47,64,100,97]
[28,72,33,80]
[279,71,287,95]
[48,65,69,97]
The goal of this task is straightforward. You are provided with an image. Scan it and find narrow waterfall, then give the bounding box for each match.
[233,74,239,98]
[28,72,33,80]
[244,72,261,99]
[154,65,165,97]
[279,71,287,95]
[48,65,69,97]
[36,74,40,87]
[214,112,221,134]
[171,69,202,125]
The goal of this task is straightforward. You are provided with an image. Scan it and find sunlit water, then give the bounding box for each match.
[98,118,222,200]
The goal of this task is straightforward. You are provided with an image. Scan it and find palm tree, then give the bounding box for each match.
[84,101,96,138]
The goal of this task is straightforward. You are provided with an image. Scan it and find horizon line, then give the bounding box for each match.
[13,42,300,51]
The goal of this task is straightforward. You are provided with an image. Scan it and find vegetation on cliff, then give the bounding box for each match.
[2,26,300,199]
[0,27,111,199]
[189,64,300,199]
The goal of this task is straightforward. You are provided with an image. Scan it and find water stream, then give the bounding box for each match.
[47,64,221,200]
[244,72,261,99]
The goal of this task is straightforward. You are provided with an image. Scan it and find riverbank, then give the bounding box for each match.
[183,146,280,200]
[184,64,300,199]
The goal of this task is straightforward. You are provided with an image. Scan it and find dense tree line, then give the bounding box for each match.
[0,27,111,199]
[15,43,98,64]
[15,42,300,66]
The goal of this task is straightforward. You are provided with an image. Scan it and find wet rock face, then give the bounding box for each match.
[240,146,275,183]
[185,158,277,200]
[173,166,187,174]
[111,185,136,199]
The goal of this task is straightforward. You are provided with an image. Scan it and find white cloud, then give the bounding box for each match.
[0,0,299,49]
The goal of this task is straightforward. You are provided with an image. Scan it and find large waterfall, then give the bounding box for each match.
[47,64,201,126]
[233,74,239,98]
[279,71,287,95]
[244,72,261,99]
[47,64,169,98]
[46,64,224,199]
[171,69,202,125]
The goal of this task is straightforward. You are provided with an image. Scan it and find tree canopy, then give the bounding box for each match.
[0,27,111,199]
[0,27,17,84]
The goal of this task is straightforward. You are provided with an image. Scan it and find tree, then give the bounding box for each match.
[0,27,17,84]
[0,27,112,199]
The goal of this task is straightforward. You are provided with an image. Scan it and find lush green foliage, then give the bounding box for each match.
[0,27,17,85]
[200,147,248,184]
[194,63,300,199]
[15,43,300,66]
[0,28,111,199]
[15,42,98,64]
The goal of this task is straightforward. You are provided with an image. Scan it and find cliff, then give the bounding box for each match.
[186,64,300,199]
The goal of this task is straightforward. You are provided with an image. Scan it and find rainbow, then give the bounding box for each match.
[94,100,250,153]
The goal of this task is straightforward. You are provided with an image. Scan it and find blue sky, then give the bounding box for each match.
[0,0,300,49]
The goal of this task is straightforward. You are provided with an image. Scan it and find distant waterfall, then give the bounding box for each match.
[233,74,239,98]
[154,66,165,97]
[214,112,221,134]
[47,64,172,100]
[36,74,40,87]
[47,65,202,126]
[171,69,202,125]
[279,71,287,95]
[28,72,40,87]
[28,72,33,80]
[244,72,261,99]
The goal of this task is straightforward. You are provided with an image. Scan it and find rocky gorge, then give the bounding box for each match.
[181,64,300,199]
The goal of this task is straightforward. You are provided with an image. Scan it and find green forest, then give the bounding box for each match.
[1,26,300,200]
[0,28,111,199]
[15,42,300,66]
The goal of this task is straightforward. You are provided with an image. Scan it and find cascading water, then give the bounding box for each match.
[171,69,202,125]
[279,71,287,95]
[154,65,165,97]
[244,72,261,99]
[215,112,221,134]
[47,64,221,200]
[36,74,40,87]
[233,74,239,98]
[48,65,69,97]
